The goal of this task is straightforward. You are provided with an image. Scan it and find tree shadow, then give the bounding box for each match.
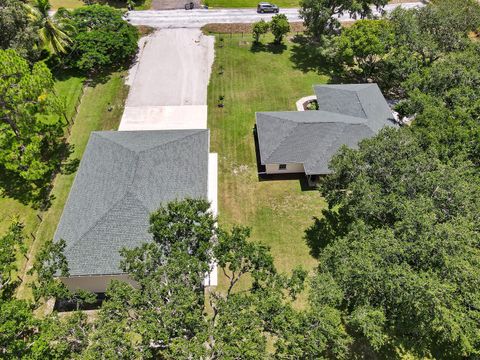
[250,41,287,54]
[61,158,80,175]
[0,169,55,210]
[289,35,349,83]
[0,139,74,210]
[304,208,350,258]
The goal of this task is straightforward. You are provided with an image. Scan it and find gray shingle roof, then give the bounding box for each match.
[54,130,209,276]
[256,83,396,175]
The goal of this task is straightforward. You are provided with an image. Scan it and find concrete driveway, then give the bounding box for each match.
[126,3,423,28]
[119,29,214,131]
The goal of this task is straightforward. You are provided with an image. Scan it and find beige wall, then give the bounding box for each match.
[59,274,138,293]
[265,163,305,174]
[60,270,217,293]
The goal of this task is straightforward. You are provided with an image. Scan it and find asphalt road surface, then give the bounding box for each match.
[126,3,423,28]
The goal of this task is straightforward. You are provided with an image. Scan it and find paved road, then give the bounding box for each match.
[126,3,423,28]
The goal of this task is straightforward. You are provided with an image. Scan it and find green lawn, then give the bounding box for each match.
[16,72,128,299]
[50,0,84,9]
[205,0,298,7]
[207,34,329,296]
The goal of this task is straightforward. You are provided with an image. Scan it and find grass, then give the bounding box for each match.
[16,72,129,300]
[0,74,84,283]
[207,34,329,299]
[205,0,298,7]
[50,0,84,8]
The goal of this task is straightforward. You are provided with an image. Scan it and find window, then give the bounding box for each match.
[279,164,287,170]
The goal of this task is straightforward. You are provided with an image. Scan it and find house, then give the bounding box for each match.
[255,83,396,183]
[53,129,218,293]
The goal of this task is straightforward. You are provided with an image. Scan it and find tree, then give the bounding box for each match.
[419,0,480,53]
[299,0,389,40]
[68,5,139,73]
[28,0,72,55]
[306,127,480,357]
[252,19,269,43]
[332,19,393,81]
[270,14,290,44]
[0,219,26,300]
[0,49,67,205]
[0,221,43,360]
[388,7,440,66]
[0,0,40,61]
[29,239,70,304]
[398,45,480,162]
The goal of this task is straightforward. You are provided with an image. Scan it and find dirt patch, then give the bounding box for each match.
[202,22,305,34]
[136,25,155,36]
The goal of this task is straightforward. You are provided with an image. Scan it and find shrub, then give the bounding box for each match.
[252,19,269,43]
[270,14,290,44]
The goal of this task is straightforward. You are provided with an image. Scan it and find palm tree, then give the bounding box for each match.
[28,0,73,55]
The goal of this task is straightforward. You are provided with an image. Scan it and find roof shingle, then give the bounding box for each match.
[256,84,396,175]
[54,130,209,276]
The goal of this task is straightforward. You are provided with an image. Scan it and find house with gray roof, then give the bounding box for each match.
[54,129,217,293]
[256,83,396,181]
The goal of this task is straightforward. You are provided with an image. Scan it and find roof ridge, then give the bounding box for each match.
[353,91,368,119]
[92,132,138,155]
[64,191,150,255]
[137,129,206,154]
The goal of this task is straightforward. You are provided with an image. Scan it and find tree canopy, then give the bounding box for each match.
[68,5,139,73]
[28,0,73,56]
[331,19,393,81]
[0,0,40,61]
[299,0,389,39]
[0,49,67,205]
[304,3,480,356]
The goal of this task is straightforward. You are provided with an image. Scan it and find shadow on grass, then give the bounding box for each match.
[304,208,350,258]
[259,173,318,192]
[0,139,75,210]
[288,35,349,83]
[0,169,55,210]
[250,41,287,54]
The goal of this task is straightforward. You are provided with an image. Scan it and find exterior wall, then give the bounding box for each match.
[59,274,138,293]
[265,163,305,174]
[207,152,218,287]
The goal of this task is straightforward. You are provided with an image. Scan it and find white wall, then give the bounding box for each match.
[59,274,138,293]
[265,163,305,174]
[206,152,218,287]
